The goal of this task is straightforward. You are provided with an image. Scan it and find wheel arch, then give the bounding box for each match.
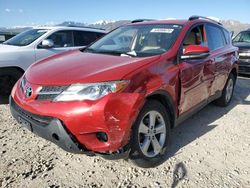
[230,67,237,81]
[146,90,177,129]
[0,66,25,75]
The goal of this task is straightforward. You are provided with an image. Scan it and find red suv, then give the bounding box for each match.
[10,16,238,168]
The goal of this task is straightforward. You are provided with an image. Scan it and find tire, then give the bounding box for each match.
[214,73,235,107]
[0,68,23,103]
[129,100,171,168]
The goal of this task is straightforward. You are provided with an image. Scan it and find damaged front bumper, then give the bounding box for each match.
[9,97,130,159]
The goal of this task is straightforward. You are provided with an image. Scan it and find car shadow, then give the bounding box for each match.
[167,76,250,186]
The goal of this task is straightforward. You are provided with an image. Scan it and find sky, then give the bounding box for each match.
[0,0,250,28]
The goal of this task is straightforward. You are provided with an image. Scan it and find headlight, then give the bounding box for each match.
[54,80,129,102]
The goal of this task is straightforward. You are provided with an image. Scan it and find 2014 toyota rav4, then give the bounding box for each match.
[10,16,238,168]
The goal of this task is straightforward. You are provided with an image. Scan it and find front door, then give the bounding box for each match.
[35,30,77,61]
[178,24,214,115]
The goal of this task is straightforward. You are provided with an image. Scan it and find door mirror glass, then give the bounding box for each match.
[181,45,209,60]
[41,39,54,48]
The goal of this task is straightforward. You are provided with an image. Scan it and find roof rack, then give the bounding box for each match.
[188,15,222,25]
[60,25,105,31]
[131,19,155,23]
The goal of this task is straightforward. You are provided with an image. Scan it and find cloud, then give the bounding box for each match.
[18,9,23,13]
[5,8,11,12]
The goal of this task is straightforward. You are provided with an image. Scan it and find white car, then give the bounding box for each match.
[0,26,106,102]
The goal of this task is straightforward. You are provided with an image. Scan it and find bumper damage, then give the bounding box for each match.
[9,97,130,159]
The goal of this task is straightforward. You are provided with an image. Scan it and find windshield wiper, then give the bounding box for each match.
[121,51,137,57]
[82,47,95,53]
[83,48,137,57]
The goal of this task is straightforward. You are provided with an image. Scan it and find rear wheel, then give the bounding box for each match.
[0,68,23,104]
[129,100,171,168]
[214,73,235,107]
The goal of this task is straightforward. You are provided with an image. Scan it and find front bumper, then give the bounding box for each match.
[11,79,144,154]
[10,97,92,154]
[10,97,132,159]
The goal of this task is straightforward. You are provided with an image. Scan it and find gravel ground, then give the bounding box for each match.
[0,76,250,188]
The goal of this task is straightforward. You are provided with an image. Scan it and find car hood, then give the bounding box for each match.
[233,42,250,50]
[25,50,160,85]
[0,44,20,52]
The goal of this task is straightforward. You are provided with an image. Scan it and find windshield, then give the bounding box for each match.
[86,24,182,57]
[4,29,49,46]
[233,31,250,43]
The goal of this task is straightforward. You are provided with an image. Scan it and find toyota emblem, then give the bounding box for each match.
[25,87,33,98]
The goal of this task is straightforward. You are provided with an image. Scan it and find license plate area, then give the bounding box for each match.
[18,116,32,131]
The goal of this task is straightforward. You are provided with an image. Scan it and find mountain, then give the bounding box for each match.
[221,20,250,35]
[1,19,249,35]
[89,20,130,31]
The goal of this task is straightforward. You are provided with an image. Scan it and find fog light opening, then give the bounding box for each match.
[52,133,60,141]
[96,132,108,142]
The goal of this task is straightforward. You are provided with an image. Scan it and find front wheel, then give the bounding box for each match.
[129,100,171,168]
[214,73,235,107]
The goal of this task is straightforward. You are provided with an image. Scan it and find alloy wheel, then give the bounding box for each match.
[225,78,234,102]
[138,110,166,158]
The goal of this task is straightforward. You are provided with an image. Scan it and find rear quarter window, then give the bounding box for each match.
[223,29,231,45]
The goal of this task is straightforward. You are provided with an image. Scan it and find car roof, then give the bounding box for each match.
[32,26,106,33]
[128,19,188,26]
[127,18,222,27]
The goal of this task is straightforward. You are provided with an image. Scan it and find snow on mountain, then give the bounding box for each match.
[92,20,115,25]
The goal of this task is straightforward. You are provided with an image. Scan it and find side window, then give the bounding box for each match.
[205,25,225,50]
[47,30,73,48]
[183,25,207,47]
[74,31,102,46]
[223,29,231,45]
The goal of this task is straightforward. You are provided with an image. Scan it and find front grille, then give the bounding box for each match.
[39,86,68,93]
[36,86,69,101]
[239,50,250,60]
[11,98,53,126]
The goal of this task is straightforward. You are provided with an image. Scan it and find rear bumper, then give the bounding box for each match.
[10,97,92,154]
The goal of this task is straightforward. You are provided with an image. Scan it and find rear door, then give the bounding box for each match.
[205,24,230,95]
[178,24,214,114]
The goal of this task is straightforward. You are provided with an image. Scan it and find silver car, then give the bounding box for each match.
[0,26,106,103]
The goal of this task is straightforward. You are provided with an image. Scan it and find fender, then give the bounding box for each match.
[146,89,177,128]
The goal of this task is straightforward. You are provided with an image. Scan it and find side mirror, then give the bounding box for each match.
[181,45,210,60]
[40,39,54,49]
